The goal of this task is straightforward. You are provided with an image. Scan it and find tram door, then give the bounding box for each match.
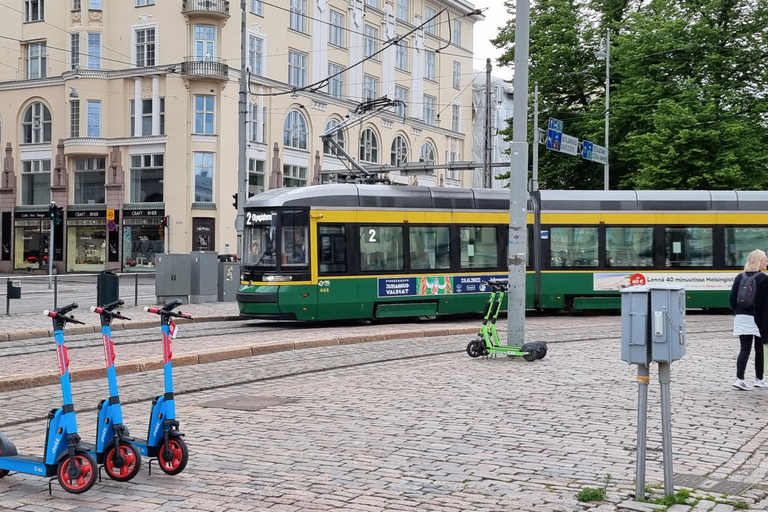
[315,224,360,320]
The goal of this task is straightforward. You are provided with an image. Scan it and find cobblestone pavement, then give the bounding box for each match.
[1,309,768,511]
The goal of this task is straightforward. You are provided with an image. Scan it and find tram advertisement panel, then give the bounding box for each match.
[377,275,507,298]
[593,272,738,291]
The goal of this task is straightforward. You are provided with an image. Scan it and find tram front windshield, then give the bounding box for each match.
[243,209,309,270]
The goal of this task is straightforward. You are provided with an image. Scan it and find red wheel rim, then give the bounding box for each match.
[59,455,94,490]
[106,445,138,478]
[160,439,183,470]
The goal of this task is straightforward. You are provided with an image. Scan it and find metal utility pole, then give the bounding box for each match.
[531,83,539,191]
[596,29,610,190]
[507,0,530,346]
[49,203,54,289]
[236,0,248,258]
[484,58,493,189]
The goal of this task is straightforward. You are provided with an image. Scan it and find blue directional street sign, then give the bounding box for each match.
[546,118,563,151]
[548,118,563,132]
[582,140,593,160]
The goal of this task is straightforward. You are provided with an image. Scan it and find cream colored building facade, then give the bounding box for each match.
[0,0,479,274]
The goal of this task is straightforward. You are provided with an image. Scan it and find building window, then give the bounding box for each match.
[283,165,307,188]
[87,33,101,69]
[248,158,265,195]
[423,95,436,125]
[250,104,266,143]
[21,159,51,205]
[420,141,435,163]
[395,40,408,71]
[425,50,435,80]
[24,0,44,22]
[21,102,52,143]
[451,103,460,132]
[26,42,46,79]
[70,100,79,137]
[74,157,105,204]
[289,0,307,34]
[249,0,263,15]
[453,61,461,89]
[453,20,461,46]
[391,135,408,166]
[136,0,154,5]
[70,33,80,70]
[73,0,80,9]
[130,154,163,203]
[396,0,408,22]
[89,0,101,9]
[194,95,215,134]
[288,50,307,88]
[363,75,378,101]
[365,0,377,7]
[130,98,165,136]
[283,110,308,149]
[323,119,345,155]
[87,100,101,137]
[135,27,156,67]
[194,25,216,60]
[394,86,408,117]
[328,63,344,99]
[424,6,436,34]
[248,35,263,75]
[364,25,378,58]
[359,128,378,163]
[329,10,344,47]
[193,152,214,202]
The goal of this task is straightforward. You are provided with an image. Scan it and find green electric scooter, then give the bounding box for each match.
[466,279,547,360]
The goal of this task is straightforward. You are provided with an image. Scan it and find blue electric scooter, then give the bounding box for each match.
[136,300,192,475]
[89,300,142,481]
[0,303,98,494]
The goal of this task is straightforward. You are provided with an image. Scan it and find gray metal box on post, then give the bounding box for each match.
[620,285,652,365]
[218,260,240,302]
[649,285,686,363]
[155,254,191,304]
[190,251,218,303]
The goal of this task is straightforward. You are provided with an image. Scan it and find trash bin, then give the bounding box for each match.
[6,279,21,299]
[97,270,120,307]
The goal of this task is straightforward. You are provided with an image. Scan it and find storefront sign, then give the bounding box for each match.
[14,212,48,219]
[68,211,105,219]
[125,209,164,217]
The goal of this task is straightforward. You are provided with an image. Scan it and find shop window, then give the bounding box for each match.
[67,221,106,272]
[14,221,49,270]
[122,219,164,272]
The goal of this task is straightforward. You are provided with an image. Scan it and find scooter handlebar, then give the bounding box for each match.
[91,305,131,320]
[43,309,85,325]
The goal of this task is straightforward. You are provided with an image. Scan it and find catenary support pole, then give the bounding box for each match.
[659,362,674,496]
[604,29,610,190]
[507,0,530,346]
[636,364,649,500]
[236,0,248,259]
[485,58,493,188]
[532,83,539,191]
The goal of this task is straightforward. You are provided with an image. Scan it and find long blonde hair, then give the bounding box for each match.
[744,249,767,272]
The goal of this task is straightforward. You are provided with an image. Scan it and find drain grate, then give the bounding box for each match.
[201,396,299,411]
[674,474,752,495]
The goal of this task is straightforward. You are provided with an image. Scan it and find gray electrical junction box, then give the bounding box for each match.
[621,284,687,365]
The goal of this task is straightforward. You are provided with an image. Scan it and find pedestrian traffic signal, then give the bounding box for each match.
[161,216,168,228]
[48,204,63,225]
[232,193,238,210]
[48,203,56,220]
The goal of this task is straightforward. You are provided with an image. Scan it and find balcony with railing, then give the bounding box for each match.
[180,57,229,80]
[181,0,230,18]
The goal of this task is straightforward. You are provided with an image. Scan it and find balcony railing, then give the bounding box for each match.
[180,57,229,80]
[181,0,230,17]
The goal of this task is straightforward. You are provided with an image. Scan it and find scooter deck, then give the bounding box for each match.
[0,454,56,477]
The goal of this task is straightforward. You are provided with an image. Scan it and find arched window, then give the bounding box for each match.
[322,119,345,155]
[21,102,52,144]
[420,141,436,164]
[283,109,308,149]
[390,135,408,166]
[359,128,378,163]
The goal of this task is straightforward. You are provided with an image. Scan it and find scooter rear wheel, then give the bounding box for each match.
[521,342,538,362]
[158,437,188,475]
[105,442,142,482]
[0,434,18,478]
[57,451,97,494]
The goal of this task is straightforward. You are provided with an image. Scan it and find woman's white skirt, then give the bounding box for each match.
[734,314,761,336]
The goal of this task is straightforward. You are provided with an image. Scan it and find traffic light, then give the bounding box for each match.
[160,216,168,228]
[48,203,56,220]
[54,206,63,226]
[232,193,238,210]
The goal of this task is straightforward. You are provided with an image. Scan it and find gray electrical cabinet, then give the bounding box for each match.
[190,251,219,303]
[218,261,241,302]
[621,284,686,365]
[155,254,191,304]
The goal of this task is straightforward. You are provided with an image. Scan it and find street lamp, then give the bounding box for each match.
[596,29,610,190]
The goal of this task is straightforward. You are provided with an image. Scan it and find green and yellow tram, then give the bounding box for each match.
[237,185,768,320]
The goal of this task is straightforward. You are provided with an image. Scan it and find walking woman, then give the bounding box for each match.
[731,249,768,390]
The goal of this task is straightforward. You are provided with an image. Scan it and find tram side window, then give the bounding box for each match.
[359,226,404,271]
[281,210,309,267]
[725,227,768,267]
[409,226,450,270]
[460,226,497,269]
[666,227,712,267]
[550,227,598,267]
[605,227,653,267]
[319,225,346,273]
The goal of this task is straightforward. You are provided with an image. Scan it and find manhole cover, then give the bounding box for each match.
[201,396,298,411]
[674,474,752,495]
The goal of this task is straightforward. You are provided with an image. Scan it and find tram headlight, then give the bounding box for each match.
[263,275,293,282]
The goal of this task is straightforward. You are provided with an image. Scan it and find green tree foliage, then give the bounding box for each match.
[490,0,768,190]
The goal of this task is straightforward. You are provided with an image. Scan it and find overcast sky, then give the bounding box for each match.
[472,2,513,81]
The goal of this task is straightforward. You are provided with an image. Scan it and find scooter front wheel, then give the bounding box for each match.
[57,451,97,493]
[158,437,188,475]
[105,442,142,482]
[466,340,483,358]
